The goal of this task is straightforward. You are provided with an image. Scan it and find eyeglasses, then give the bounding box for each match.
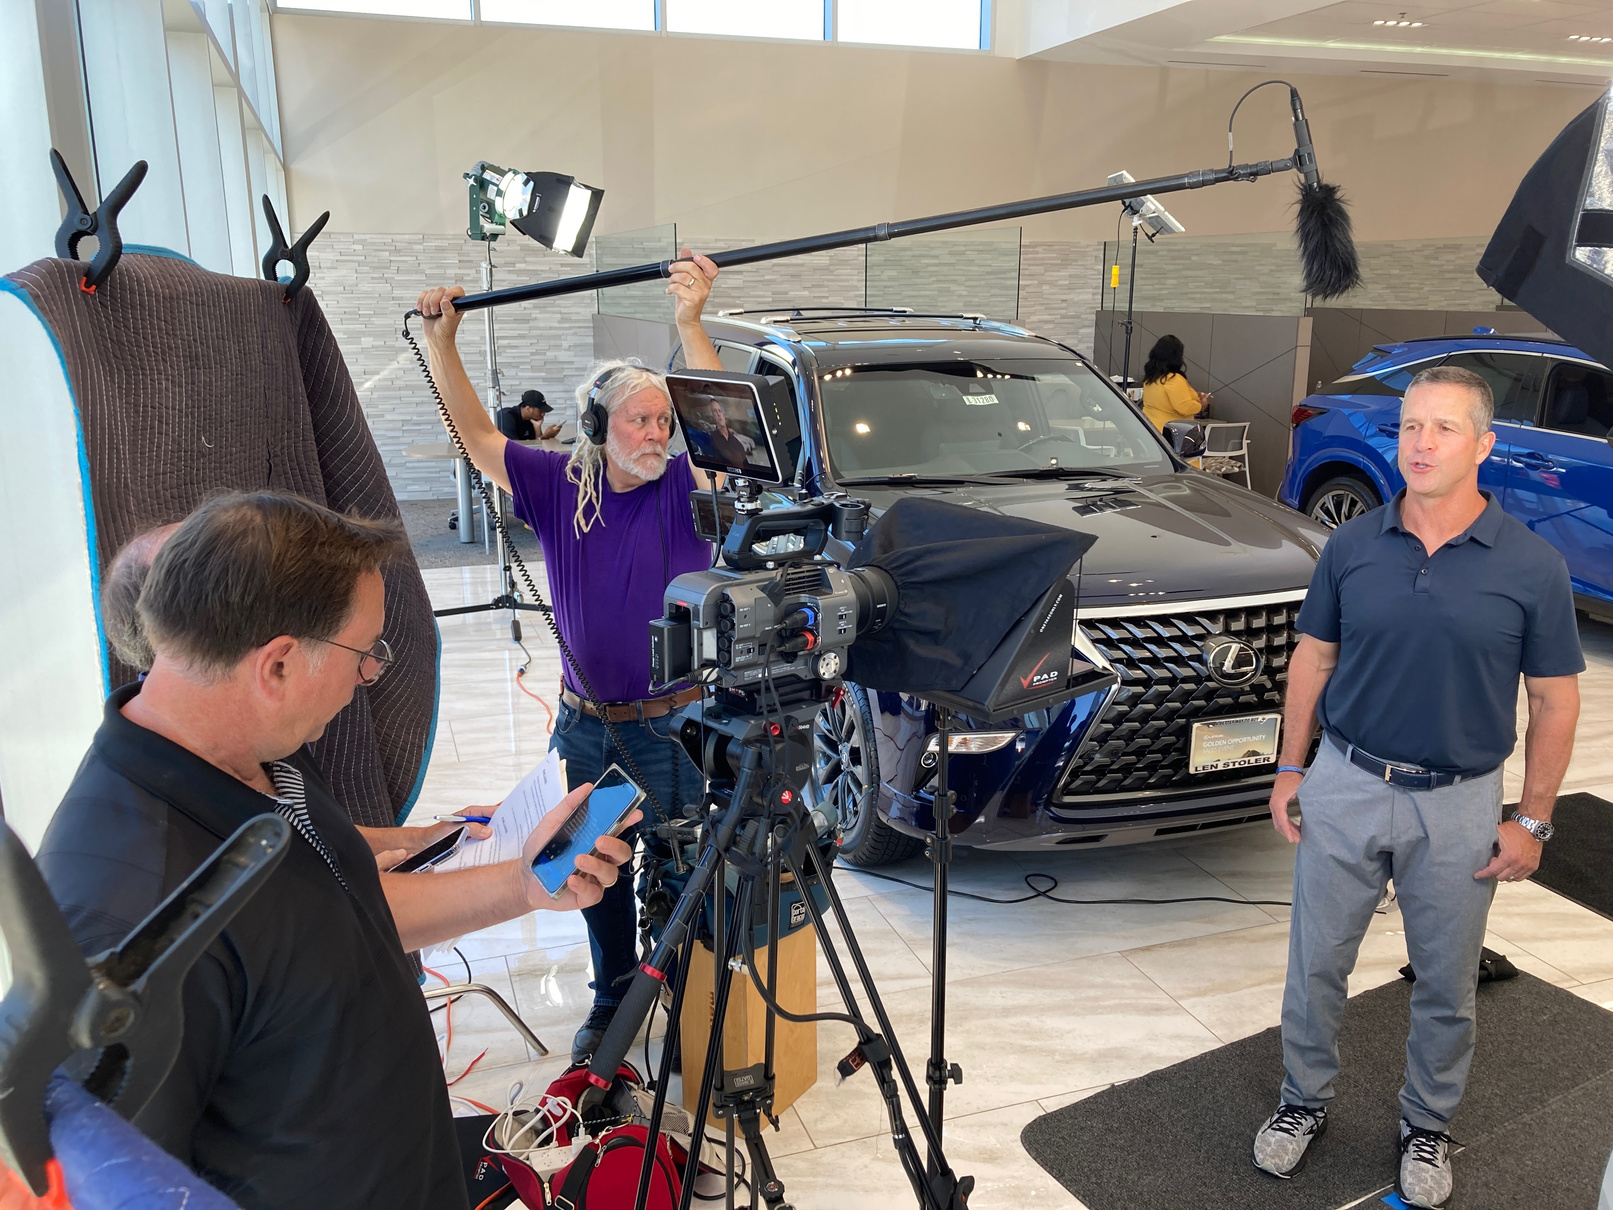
[314,636,394,686]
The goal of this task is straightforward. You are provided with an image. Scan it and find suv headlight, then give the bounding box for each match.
[922,730,1020,760]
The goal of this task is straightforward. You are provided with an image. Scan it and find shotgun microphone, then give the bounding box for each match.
[1291,88,1321,190]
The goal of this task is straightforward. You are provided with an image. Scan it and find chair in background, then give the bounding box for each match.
[1198,421,1252,488]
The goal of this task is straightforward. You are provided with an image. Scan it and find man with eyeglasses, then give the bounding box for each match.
[30,492,635,1210]
[96,521,492,871]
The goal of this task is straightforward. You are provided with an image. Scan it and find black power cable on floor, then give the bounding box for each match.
[840,862,1294,908]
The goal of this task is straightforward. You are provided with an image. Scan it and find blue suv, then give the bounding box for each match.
[1281,334,1613,619]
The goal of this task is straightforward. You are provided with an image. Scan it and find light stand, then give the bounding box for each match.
[1107,171,1186,400]
[925,706,963,1177]
[430,172,549,640]
[1118,210,1144,397]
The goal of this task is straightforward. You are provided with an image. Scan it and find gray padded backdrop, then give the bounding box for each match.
[6,251,437,829]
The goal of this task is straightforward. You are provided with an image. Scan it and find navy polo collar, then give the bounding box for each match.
[94,681,283,843]
[1379,489,1504,548]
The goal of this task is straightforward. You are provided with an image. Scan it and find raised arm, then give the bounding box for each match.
[416,285,511,493]
[669,248,722,372]
[668,248,724,489]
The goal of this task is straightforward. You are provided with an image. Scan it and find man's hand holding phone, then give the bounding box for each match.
[516,782,639,911]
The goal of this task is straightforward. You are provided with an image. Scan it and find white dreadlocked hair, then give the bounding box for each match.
[566,358,671,537]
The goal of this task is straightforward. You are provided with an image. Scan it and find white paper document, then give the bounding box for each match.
[430,749,568,872]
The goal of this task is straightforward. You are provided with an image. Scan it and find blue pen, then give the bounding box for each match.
[434,814,493,825]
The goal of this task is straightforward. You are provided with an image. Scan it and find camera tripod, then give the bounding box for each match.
[577,692,973,1210]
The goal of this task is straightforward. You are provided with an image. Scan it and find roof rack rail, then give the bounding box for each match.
[1387,331,1563,346]
[717,306,915,319]
[752,309,1020,328]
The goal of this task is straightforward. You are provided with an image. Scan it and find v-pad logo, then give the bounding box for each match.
[1019,652,1060,690]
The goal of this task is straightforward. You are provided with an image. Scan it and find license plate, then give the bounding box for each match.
[1189,714,1282,774]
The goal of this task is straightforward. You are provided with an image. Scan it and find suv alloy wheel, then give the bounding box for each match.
[812,684,922,867]
[1304,475,1380,529]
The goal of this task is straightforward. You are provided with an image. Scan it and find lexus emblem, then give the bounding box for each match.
[1203,635,1263,687]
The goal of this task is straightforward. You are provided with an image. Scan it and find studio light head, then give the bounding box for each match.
[1108,170,1186,238]
[463,162,604,256]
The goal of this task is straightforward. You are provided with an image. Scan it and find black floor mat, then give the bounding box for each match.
[1529,793,1613,921]
[1020,973,1613,1210]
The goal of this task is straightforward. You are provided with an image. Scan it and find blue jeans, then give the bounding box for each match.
[551,699,703,1010]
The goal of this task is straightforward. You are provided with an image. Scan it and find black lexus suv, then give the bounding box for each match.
[673,309,1328,866]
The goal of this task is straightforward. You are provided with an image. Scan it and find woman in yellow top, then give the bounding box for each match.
[1140,334,1211,431]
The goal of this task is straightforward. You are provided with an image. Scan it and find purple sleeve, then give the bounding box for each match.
[504,444,568,541]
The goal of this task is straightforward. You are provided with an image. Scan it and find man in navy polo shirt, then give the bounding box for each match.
[1251,366,1583,1208]
[415,249,724,1064]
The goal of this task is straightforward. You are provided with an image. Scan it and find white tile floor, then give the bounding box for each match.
[406,565,1613,1208]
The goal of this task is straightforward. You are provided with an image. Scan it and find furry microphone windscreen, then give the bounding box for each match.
[1295,180,1363,300]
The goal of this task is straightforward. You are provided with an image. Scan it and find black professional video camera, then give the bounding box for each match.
[652,369,1112,726]
[649,370,895,715]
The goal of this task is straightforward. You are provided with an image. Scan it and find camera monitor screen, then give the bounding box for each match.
[667,370,798,486]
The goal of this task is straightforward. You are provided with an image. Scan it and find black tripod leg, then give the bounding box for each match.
[632,884,704,1210]
[679,862,753,1210]
[735,1103,790,1210]
[789,846,971,1210]
[583,761,759,1103]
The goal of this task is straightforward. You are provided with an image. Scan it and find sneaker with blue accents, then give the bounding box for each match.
[1397,1118,1454,1208]
[1252,1103,1328,1178]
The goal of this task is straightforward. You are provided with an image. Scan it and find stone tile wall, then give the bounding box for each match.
[307,235,599,501]
[309,230,1499,499]
[1097,233,1503,319]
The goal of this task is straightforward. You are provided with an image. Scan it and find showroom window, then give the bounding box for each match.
[480,0,653,28]
[838,0,987,50]
[282,0,471,15]
[274,1,991,50]
[666,0,827,40]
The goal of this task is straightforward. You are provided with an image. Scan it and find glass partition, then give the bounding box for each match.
[595,223,679,321]
[864,225,1020,321]
[1099,230,1306,318]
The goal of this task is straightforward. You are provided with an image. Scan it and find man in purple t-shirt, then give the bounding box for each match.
[416,250,725,1062]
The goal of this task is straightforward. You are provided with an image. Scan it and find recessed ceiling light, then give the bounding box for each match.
[1374,15,1424,26]
[1568,34,1612,42]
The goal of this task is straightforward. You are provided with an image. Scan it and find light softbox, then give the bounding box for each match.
[1478,90,1613,366]
[844,498,1109,720]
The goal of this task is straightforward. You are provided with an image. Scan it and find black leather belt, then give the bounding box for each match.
[559,685,700,723]
[1329,735,1482,790]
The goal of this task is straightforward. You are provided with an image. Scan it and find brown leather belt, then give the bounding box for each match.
[559,685,700,723]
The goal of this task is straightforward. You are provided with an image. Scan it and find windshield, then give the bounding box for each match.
[817,358,1171,480]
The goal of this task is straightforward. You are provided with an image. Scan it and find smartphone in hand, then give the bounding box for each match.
[530,765,646,896]
[387,825,466,873]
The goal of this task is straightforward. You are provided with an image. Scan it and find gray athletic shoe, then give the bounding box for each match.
[1397,1119,1454,1208]
[1252,1103,1328,1178]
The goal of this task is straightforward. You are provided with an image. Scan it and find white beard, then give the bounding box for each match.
[607,428,669,482]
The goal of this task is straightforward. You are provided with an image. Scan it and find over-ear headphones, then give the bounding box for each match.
[579,365,677,447]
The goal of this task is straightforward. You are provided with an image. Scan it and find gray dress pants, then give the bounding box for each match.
[1280,736,1503,1129]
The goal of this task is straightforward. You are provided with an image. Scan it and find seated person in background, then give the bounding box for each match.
[102,522,179,671]
[1140,334,1211,432]
[496,389,562,441]
[97,521,481,871]
[34,492,635,1210]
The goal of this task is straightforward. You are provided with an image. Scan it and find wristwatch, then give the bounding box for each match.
[1509,811,1555,842]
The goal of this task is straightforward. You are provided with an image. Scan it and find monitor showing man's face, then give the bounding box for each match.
[667,373,783,482]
